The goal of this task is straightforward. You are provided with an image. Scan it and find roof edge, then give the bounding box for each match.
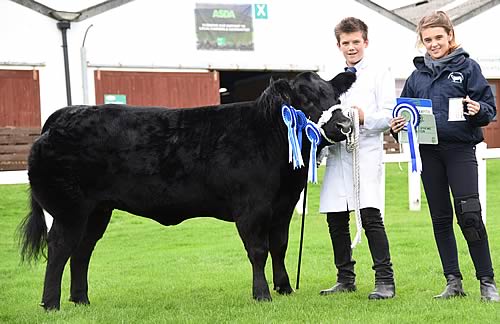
[453,0,500,25]
[9,0,54,19]
[354,0,417,31]
[8,0,137,22]
[77,0,136,21]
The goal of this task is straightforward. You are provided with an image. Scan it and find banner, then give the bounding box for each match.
[195,3,254,51]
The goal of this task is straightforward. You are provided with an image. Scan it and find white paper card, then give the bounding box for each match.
[448,97,466,121]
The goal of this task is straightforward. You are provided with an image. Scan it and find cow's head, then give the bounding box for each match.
[290,71,356,122]
[318,107,352,143]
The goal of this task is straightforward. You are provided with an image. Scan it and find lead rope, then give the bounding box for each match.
[345,108,362,249]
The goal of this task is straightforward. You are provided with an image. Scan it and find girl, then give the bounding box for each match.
[391,11,498,302]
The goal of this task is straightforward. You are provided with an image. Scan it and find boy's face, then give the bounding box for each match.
[337,31,368,67]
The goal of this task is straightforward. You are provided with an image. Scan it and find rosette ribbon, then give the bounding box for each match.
[282,104,304,169]
[295,110,307,149]
[305,121,321,183]
[392,102,422,173]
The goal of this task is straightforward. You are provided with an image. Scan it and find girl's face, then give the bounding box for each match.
[420,26,452,59]
[337,31,368,66]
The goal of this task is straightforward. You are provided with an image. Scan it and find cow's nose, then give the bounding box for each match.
[338,121,352,135]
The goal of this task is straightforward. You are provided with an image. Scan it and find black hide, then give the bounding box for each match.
[20,71,355,310]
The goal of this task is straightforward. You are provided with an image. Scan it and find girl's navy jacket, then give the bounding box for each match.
[401,50,497,145]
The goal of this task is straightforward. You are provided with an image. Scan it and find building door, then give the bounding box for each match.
[0,69,41,127]
[0,69,41,170]
[94,70,220,108]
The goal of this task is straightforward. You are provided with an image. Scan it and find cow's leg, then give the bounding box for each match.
[41,218,87,311]
[235,213,272,301]
[269,222,293,295]
[269,204,294,295]
[69,207,112,305]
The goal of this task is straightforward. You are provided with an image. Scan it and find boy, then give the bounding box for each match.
[319,17,396,300]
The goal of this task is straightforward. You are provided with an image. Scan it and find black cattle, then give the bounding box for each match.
[19,71,356,310]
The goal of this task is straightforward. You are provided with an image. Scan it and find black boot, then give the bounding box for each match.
[480,277,500,302]
[434,274,466,299]
[320,212,356,296]
[361,208,395,300]
[368,283,395,300]
[320,282,356,295]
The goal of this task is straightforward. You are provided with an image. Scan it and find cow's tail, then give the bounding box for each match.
[18,191,47,263]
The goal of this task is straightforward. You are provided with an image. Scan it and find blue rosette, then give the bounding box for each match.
[392,101,422,173]
[281,104,304,169]
[392,102,420,131]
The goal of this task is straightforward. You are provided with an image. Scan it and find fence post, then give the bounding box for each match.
[402,143,421,211]
[476,142,487,224]
[295,189,308,215]
[407,163,421,211]
[44,210,54,233]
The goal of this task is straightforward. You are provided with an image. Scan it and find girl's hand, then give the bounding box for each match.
[390,116,407,133]
[463,96,481,116]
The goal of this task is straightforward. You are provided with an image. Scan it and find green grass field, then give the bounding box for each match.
[1,161,499,323]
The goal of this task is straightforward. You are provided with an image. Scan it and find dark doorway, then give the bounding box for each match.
[218,71,301,104]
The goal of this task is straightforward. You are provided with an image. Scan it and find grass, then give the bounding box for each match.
[1,161,500,323]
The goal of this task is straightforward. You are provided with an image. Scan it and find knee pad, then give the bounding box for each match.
[454,195,486,242]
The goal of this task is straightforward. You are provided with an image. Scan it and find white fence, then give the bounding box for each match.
[0,170,28,184]
[2,143,500,223]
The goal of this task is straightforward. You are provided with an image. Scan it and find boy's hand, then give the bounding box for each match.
[352,106,364,125]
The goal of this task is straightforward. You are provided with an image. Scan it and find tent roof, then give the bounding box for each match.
[10,0,500,29]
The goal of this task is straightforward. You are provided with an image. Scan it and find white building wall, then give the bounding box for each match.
[1,0,68,124]
[455,5,500,78]
[0,0,496,125]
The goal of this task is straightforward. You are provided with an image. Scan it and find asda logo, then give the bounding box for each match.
[212,9,236,18]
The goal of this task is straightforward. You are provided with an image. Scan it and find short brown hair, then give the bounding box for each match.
[416,11,459,51]
[334,17,368,43]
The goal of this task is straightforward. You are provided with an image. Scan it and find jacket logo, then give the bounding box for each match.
[448,72,464,83]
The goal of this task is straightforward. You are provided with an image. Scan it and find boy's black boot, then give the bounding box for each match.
[320,282,356,295]
[368,283,395,300]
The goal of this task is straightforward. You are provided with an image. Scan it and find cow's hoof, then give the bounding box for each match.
[69,296,90,305]
[254,296,273,302]
[39,301,60,311]
[275,285,294,295]
[254,295,272,302]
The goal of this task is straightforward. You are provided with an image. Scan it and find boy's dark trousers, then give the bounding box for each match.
[326,207,394,284]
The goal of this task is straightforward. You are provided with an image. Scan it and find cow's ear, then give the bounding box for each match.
[329,72,356,97]
[271,78,293,95]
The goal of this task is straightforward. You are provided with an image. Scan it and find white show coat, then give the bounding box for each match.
[319,58,395,213]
